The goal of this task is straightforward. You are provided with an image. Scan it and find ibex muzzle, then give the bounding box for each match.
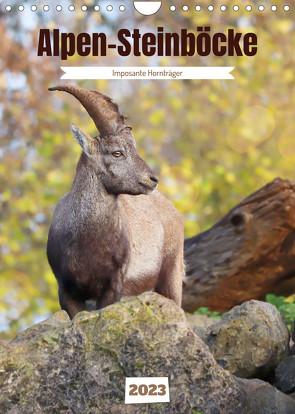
[47,86,184,319]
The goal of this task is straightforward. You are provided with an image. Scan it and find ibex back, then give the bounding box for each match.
[47,85,184,319]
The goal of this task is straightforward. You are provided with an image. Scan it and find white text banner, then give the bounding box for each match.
[61,66,235,80]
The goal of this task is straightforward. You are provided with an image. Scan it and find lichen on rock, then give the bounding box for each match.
[0,293,248,414]
[203,300,290,379]
[0,293,294,414]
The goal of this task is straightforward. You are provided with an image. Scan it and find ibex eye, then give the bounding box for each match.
[112,151,122,157]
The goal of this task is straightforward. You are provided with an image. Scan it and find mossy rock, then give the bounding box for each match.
[0,293,294,414]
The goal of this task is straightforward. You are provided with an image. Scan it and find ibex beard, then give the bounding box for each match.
[47,85,184,319]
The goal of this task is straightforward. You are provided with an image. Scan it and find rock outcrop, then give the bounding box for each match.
[274,355,295,393]
[201,300,290,379]
[0,293,294,414]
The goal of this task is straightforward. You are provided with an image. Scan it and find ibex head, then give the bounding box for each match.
[49,85,158,195]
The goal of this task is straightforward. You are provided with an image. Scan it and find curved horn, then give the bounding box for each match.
[48,85,128,137]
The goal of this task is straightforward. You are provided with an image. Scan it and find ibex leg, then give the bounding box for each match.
[96,271,124,309]
[58,286,86,319]
[154,245,184,307]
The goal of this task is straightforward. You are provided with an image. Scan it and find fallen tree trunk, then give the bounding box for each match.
[183,178,295,313]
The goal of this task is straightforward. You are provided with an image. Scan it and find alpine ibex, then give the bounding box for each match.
[47,85,184,319]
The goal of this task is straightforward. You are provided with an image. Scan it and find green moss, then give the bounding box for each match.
[41,335,59,346]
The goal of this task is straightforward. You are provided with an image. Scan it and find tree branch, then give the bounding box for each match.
[183,178,295,312]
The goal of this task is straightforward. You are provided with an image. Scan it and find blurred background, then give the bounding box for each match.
[1,0,295,339]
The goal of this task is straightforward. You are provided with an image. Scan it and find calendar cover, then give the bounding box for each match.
[1,1,295,412]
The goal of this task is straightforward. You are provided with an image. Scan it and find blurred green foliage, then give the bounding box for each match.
[266,294,295,332]
[194,307,224,320]
[1,2,295,339]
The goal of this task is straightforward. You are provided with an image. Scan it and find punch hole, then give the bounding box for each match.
[94,5,100,11]
[284,5,290,11]
[220,5,227,11]
[195,5,201,11]
[31,5,37,11]
[183,5,189,11]
[233,5,239,11]
[43,5,50,11]
[69,5,75,11]
[271,5,277,11]
[258,5,264,11]
[18,5,24,11]
[56,5,62,12]
[5,5,12,11]
[107,5,113,11]
[81,5,88,11]
[246,5,252,11]
[119,5,125,11]
[208,5,214,11]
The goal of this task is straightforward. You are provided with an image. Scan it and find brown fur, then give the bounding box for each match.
[47,87,184,319]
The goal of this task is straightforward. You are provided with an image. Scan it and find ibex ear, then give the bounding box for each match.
[70,123,95,157]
